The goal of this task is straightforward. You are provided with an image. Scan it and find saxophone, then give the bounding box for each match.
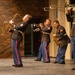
[1,13,21,35]
[53,29,60,46]
[53,36,60,46]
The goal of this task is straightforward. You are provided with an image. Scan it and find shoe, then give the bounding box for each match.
[44,61,50,63]
[72,67,75,70]
[35,59,41,61]
[12,64,16,66]
[59,62,65,64]
[14,64,23,67]
[54,61,58,64]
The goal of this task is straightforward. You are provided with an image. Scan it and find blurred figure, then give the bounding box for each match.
[35,19,52,63]
[53,20,70,64]
[66,7,75,70]
[9,14,32,67]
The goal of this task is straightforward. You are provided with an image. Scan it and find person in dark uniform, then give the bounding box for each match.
[53,20,70,64]
[66,7,75,70]
[35,19,52,63]
[9,14,32,67]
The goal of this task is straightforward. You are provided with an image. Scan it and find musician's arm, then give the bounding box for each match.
[15,22,27,30]
[66,13,73,22]
[56,27,65,38]
[41,26,52,32]
[9,22,25,33]
[66,9,73,22]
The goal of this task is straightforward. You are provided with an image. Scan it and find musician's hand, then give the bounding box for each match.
[9,29,14,32]
[48,27,50,30]
[34,23,36,27]
[9,20,14,24]
[72,8,75,13]
[13,25,16,28]
[53,34,56,37]
[39,23,43,28]
[66,7,72,14]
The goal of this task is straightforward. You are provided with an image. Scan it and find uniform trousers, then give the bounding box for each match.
[71,36,75,63]
[12,39,22,65]
[37,41,50,62]
[55,45,67,63]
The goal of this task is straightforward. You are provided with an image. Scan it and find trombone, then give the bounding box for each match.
[44,2,75,11]
[44,5,64,11]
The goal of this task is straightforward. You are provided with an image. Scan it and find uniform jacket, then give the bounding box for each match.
[9,22,28,42]
[56,25,70,47]
[66,13,75,36]
[41,25,52,43]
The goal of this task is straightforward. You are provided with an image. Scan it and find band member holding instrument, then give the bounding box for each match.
[9,14,32,67]
[35,19,52,63]
[53,20,70,64]
[66,7,75,70]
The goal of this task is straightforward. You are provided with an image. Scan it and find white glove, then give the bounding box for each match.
[9,20,14,24]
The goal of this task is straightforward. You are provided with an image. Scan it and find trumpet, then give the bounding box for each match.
[33,28,40,32]
[34,23,44,28]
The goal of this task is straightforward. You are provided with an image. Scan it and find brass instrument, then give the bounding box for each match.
[53,29,60,46]
[53,37,60,46]
[33,28,40,32]
[44,2,75,11]
[53,33,67,46]
[33,23,44,32]
[0,13,21,36]
[11,13,21,21]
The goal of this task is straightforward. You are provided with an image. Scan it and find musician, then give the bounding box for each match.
[66,7,75,70]
[35,19,52,63]
[53,20,70,64]
[9,14,32,67]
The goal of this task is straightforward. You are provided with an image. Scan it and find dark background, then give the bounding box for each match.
[70,0,75,4]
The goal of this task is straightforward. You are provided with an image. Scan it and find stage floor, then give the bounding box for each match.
[0,57,75,75]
